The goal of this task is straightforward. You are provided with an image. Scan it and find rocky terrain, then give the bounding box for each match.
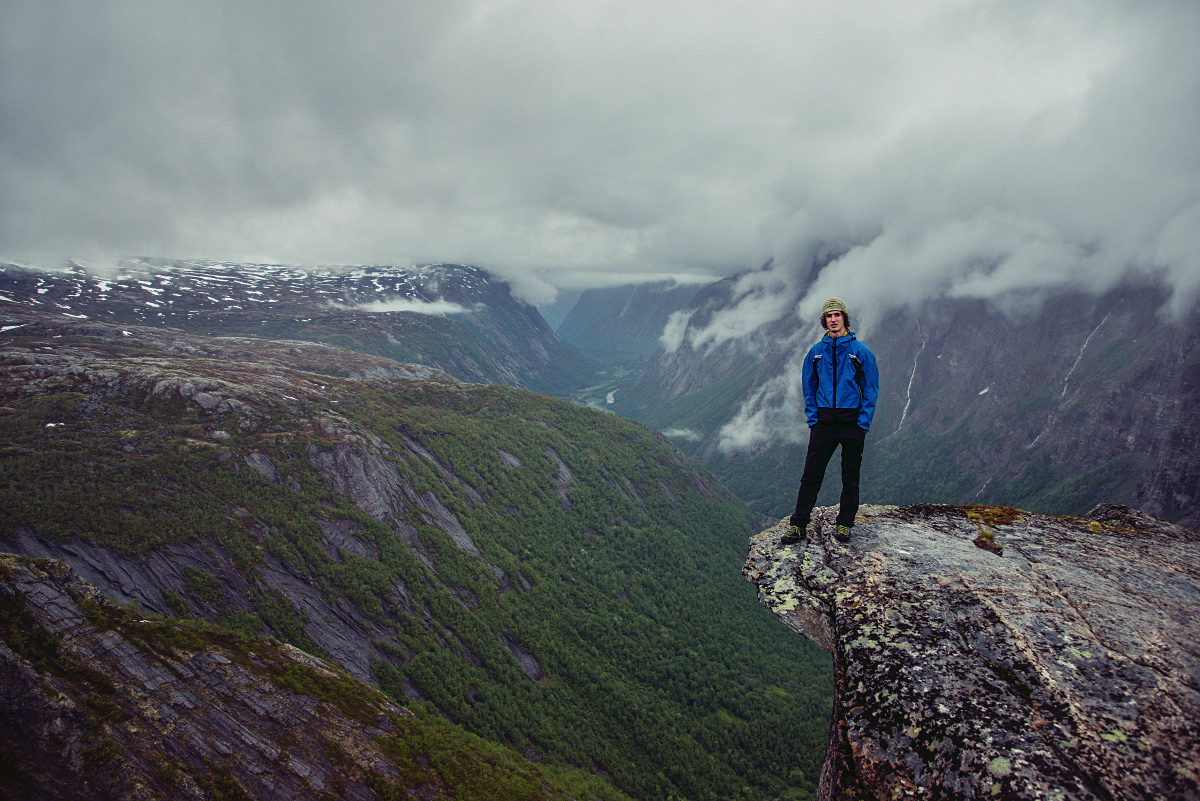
[0,258,595,394]
[0,553,627,800]
[744,503,1200,800]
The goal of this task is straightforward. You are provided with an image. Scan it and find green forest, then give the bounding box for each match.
[0,333,832,801]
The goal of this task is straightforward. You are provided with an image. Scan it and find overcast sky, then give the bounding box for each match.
[2,1,1197,311]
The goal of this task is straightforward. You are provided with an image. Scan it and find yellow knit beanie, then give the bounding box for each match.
[821,297,848,318]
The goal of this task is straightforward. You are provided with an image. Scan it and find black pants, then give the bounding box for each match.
[790,421,866,529]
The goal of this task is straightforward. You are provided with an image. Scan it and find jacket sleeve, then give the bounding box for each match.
[858,343,880,430]
[801,345,819,427]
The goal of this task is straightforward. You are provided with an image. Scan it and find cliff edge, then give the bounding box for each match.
[743,503,1200,800]
[0,554,627,801]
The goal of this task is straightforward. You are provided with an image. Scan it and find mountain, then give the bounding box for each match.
[0,304,831,801]
[0,259,596,395]
[613,274,1200,530]
[557,281,705,365]
[1,554,629,801]
[745,504,1200,800]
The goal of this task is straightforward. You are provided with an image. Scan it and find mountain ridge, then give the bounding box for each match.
[0,258,595,395]
[0,305,830,800]
[611,273,1199,528]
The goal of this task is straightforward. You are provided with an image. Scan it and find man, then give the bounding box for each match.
[781,297,879,545]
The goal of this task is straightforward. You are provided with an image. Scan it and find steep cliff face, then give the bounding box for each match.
[862,287,1200,526]
[744,503,1200,800]
[0,554,628,801]
[556,281,704,364]
[616,279,1200,528]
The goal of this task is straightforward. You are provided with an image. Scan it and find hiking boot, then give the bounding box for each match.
[834,524,852,543]
[780,524,805,545]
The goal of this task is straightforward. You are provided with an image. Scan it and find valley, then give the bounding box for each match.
[560,274,1199,530]
[0,290,830,801]
[2,257,1196,800]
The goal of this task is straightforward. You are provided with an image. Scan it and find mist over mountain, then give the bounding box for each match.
[606,267,1198,530]
[557,282,705,365]
[0,259,594,395]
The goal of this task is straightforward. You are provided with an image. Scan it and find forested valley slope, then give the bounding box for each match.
[0,302,830,801]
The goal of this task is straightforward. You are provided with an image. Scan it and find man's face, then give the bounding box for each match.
[824,310,845,335]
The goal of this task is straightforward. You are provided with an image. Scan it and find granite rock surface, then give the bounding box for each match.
[744,503,1200,801]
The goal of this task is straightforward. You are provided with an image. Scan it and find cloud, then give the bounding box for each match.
[658,0,1200,355]
[717,362,809,457]
[661,428,702,442]
[348,299,470,316]
[0,1,1196,312]
[1152,203,1200,319]
[659,310,694,354]
[685,269,800,352]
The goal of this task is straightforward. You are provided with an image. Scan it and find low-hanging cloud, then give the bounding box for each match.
[659,310,695,354]
[348,299,470,316]
[717,368,809,457]
[1,1,1196,313]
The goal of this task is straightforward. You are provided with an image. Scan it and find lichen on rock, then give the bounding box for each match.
[744,503,1200,800]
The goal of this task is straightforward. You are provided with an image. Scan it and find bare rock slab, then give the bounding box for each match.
[744,503,1200,801]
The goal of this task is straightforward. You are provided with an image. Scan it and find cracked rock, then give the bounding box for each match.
[744,503,1200,801]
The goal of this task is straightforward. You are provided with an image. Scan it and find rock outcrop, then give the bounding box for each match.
[744,503,1200,800]
[0,554,630,800]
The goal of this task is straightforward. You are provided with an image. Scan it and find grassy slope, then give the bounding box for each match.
[0,322,830,801]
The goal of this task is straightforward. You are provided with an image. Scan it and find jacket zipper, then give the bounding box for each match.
[831,336,838,408]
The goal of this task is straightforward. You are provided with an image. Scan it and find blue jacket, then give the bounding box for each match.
[802,331,879,430]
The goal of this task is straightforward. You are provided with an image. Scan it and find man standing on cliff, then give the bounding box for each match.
[781,297,879,545]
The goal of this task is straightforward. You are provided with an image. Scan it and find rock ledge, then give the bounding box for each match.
[744,503,1200,800]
